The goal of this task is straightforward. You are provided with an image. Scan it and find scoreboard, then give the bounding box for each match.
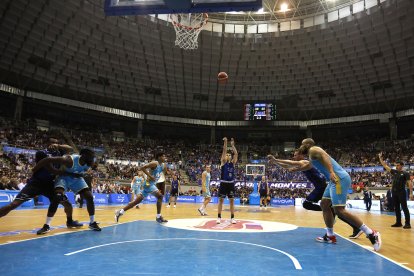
[244,103,276,121]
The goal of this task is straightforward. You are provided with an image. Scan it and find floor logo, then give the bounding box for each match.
[163,218,297,233]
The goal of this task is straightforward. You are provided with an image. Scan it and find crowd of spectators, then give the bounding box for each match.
[1,116,413,199]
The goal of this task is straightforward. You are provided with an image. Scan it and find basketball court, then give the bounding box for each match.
[0,203,413,275]
[1,0,414,275]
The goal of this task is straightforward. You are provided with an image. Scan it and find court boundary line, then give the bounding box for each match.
[336,233,414,273]
[64,237,302,270]
[0,220,141,246]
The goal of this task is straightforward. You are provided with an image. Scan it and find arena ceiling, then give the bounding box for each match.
[209,0,358,23]
[0,0,413,121]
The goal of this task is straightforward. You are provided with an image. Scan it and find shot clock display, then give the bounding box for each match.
[244,103,276,120]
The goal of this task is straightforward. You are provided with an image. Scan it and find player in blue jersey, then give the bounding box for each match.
[131,170,145,209]
[268,150,362,238]
[198,165,211,216]
[293,138,381,251]
[258,176,269,209]
[0,149,83,234]
[217,137,238,224]
[115,152,168,223]
[167,175,181,208]
[32,148,101,231]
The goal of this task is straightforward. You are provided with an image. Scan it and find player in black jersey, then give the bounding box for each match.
[217,137,238,224]
[258,176,269,209]
[167,175,181,208]
[268,150,362,239]
[0,149,83,235]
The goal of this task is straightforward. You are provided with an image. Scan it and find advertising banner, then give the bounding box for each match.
[271,198,295,206]
[177,196,196,203]
[346,200,380,211]
[0,190,34,207]
[93,193,109,205]
[109,194,130,204]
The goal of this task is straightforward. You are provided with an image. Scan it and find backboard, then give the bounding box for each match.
[104,0,262,16]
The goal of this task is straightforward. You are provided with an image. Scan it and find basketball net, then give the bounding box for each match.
[170,13,208,50]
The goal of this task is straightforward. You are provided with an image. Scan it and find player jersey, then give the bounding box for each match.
[302,167,327,188]
[157,163,166,183]
[149,162,164,186]
[132,176,145,187]
[310,156,349,180]
[30,168,55,187]
[30,150,58,187]
[171,180,179,191]
[221,162,235,182]
[259,181,268,193]
[63,154,90,174]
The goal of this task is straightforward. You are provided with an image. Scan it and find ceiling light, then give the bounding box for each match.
[280,3,288,12]
[225,11,245,14]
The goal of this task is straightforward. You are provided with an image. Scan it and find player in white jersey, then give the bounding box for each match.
[198,165,212,216]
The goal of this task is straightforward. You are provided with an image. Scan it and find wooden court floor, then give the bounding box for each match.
[0,203,413,271]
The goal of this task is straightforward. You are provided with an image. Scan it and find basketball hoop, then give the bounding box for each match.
[170,13,208,50]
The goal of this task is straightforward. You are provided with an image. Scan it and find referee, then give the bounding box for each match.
[379,153,413,229]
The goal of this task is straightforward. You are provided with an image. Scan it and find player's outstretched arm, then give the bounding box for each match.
[288,161,312,172]
[267,155,305,169]
[230,138,238,164]
[221,137,228,165]
[201,171,206,193]
[138,161,157,181]
[32,156,72,175]
[378,152,391,172]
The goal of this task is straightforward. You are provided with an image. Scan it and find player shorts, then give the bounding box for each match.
[170,189,179,197]
[202,190,211,198]
[141,185,159,197]
[259,190,268,198]
[306,186,326,203]
[55,176,89,194]
[15,183,55,202]
[322,174,351,206]
[132,185,141,195]
[218,181,235,199]
[156,182,165,195]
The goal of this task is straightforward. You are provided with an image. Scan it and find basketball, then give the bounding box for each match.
[217,72,228,83]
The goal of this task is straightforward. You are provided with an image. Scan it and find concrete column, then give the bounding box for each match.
[210,126,216,144]
[389,118,397,140]
[137,120,143,139]
[306,127,312,138]
[14,96,23,121]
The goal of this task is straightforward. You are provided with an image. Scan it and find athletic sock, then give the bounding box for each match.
[45,217,52,225]
[326,228,334,236]
[119,209,125,214]
[156,214,161,218]
[359,224,373,235]
[67,216,73,223]
[218,213,221,218]
[231,214,234,219]
[89,215,95,223]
